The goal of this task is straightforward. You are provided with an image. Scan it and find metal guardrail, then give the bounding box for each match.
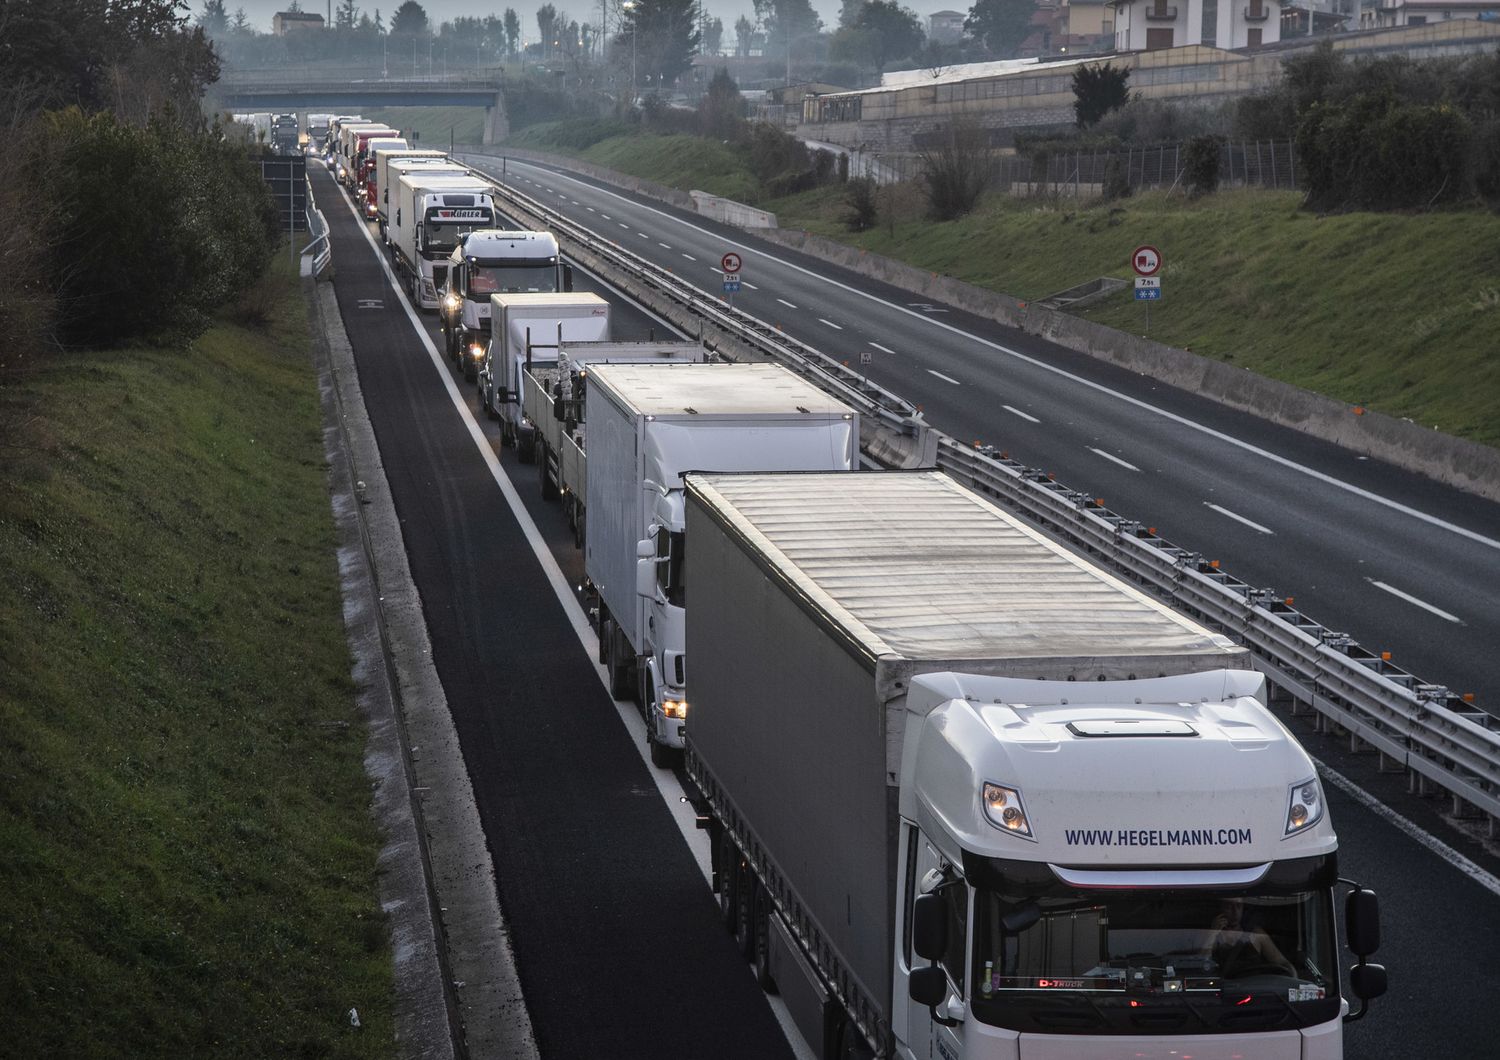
[463,155,1499,834]
[302,181,332,279]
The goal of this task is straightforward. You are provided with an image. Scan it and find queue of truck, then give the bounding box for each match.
[324,146,1387,1060]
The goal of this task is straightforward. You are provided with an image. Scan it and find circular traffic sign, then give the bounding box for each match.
[1132,245,1162,277]
[721,252,742,274]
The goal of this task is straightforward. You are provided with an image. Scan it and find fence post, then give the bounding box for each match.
[1289,140,1296,189]
[1243,141,1250,187]
[1270,140,1277,188]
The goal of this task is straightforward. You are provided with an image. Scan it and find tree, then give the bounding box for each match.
[504,8,520,56]
[838,0,867,29]
[734,14,756,57]
[964,0,1032,58]
[758,0,821,62]
[198,0,229,35]
[703,16,724,56]
[335,0,360,31]
[230,6,249,32]
[916,40,950,78]
[699,67,744,138]
[536,3,557,55]
[849,0,923,71]
[919,119,992,220]
[391,0,429,36]
[1072,62,1129,127]
[617,0,699,91]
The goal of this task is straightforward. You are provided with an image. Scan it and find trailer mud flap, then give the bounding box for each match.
[769,912,838,1058]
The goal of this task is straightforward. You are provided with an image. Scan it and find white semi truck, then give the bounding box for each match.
[478,293,611,437]
[683,469,1386,1060]
[440,231,572,376]
[587,364,861,766]
[337,123,395,184]
[388,174,496,310]
[373,150,450,236]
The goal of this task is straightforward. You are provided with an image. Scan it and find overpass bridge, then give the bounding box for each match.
[216,67,510,142]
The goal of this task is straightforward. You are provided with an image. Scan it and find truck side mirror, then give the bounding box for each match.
[1349,962,1387,1001]
[912,893,947,962]
[636,538,655,559]
[563,264,574,292]
[908,965,947,1008]
[1345,888,1380,957]
[636,557,656,599]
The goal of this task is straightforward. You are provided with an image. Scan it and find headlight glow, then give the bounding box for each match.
[443,293,461,311]
[469,344,485,360]
[981,782,1033,839]
[661,699,687,719]
[1284,777,1324,836]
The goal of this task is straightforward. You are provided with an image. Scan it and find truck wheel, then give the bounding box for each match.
[606,628,633,701]
[717,833,740,933]
[539,443,559,500]
[836,1017,874,1060]
[518,430,536,465]
[734,864,757,960]
[752,892,777,994]
[574,510,585,550]
[597,611,611,664]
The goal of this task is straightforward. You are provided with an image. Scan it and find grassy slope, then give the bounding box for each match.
[0,256,394,1058]
[500,120,1500,447]
[366,105,487,147]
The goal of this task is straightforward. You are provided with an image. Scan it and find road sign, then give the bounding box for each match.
[721,252,742,274]
[1134,287,1162,301]
[1132,245,1162,277]
[859,350,873,365]
[722,277,741,294]
[1135,276,1161,290]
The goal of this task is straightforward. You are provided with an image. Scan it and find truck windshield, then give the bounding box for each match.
[423,218,493,253]
[468,263,560,296]
[969,885,1338,1034]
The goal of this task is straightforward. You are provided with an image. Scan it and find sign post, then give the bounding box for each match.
[721,252,742,309]
[1131,245,1162,334]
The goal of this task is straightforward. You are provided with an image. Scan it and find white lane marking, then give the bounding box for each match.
[570,199,579,205]
[500,160,1500,555]
[619,222,629,229]
[638,232,648,238]
[682,253,696,262]
[586,206,595,212]
[818,318,843,330]
[1318,763,1500,899]
[869,342,896,355]
[659,242,672,249]
[1205,502,1275,535]
[1003,404,1040,423]
[928,370,961,386]
[1089,447,1140,471]
[742,281,759,290]
[331,179,814,1060]
[776,298,798,310]
[601,213,611,220]
[1367,579,1462,624]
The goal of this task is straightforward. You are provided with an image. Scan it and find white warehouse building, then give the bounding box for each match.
[1110,0,1283,50]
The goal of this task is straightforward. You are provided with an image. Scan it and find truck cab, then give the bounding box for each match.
[389,175,496,310]
[894,669,1385,1060]
[441,231,570,375]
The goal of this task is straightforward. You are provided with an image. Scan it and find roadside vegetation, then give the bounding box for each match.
[0,253,395,1058]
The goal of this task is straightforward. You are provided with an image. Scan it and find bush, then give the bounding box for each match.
[843,177,878,231]
[35,109,279,348]
[919,120,992,221]
[1182,134,1221,198]
[1102,154,1131,202]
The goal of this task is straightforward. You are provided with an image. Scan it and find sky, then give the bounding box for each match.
[218,0,970,42]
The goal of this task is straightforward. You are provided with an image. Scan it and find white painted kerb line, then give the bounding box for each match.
[1089,447,1140,472]
[1367,579,1462,624]
[1003,405,1039,423]
[1205,503,1275,535]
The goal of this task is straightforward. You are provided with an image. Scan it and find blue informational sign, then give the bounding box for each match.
[723,277,741,294]
[1135,287,1161,301]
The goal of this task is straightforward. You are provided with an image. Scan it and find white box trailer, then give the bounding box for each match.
[683,469,1386,1060]
[586,363,860,767]
[337,123,394,183]
[374,150,450,233]
[355,137,408,216]
[478,293,611,445]
[388,174,496,310]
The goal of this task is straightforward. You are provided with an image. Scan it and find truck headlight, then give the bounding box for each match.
[981,782,1033,839]
[443,293,461,311]
[1284,777,1324,836]
[469,343,485,360]
[661,698,688,719]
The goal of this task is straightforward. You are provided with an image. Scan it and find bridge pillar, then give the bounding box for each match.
[482,91,509,145]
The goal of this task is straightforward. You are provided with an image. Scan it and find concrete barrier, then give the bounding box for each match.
[756,227,1500,503]
[458,144,696,210]
[689,190,778,228]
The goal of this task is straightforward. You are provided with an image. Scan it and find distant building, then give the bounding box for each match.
[1110,0,1282,50]
[1360,0,1500,27]
[273,11,325,35]
[928,10,968,43]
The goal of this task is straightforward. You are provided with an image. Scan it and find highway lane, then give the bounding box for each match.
[466,155,1500,719]
[313,164,1500,1059]
[312,164,799,1060]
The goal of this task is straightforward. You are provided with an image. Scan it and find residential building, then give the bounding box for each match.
[928,10,968,42]
[1111,0,1283,50]
[1361,0,1500,27]
[272,11,326,35]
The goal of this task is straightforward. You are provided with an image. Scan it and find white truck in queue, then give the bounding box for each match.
[337,123,395,184]
[586,364,860,767]
[355,136,408,217]
[478,293,611,436]
[324,115,363,157]
[439,231,572,379]
[682,469,1387,1060]
[388,174,496,310]
[373,150,450,238]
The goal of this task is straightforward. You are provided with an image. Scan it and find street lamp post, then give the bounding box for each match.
[622,0,638,106]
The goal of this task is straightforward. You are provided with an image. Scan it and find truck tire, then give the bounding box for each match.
[597,611,611,664]
[649,733,680,770]
[606,626,633,701]
[836,1017,874,1060]
[734,862,757,960]
[518,429,536,465]
[538,443,559,500]
[752,892,777,994]
[717,832,740,933]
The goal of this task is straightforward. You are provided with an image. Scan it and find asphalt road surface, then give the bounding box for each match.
[312,163,1500,1059]
[464,155,1500,723]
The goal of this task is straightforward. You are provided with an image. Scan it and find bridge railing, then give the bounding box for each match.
[219,65,507,86]
[452,151,1500,840]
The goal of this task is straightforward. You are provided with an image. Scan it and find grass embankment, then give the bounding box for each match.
[505,118,1500,448]
[366,105,487,147]
[0,253,394,1057]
